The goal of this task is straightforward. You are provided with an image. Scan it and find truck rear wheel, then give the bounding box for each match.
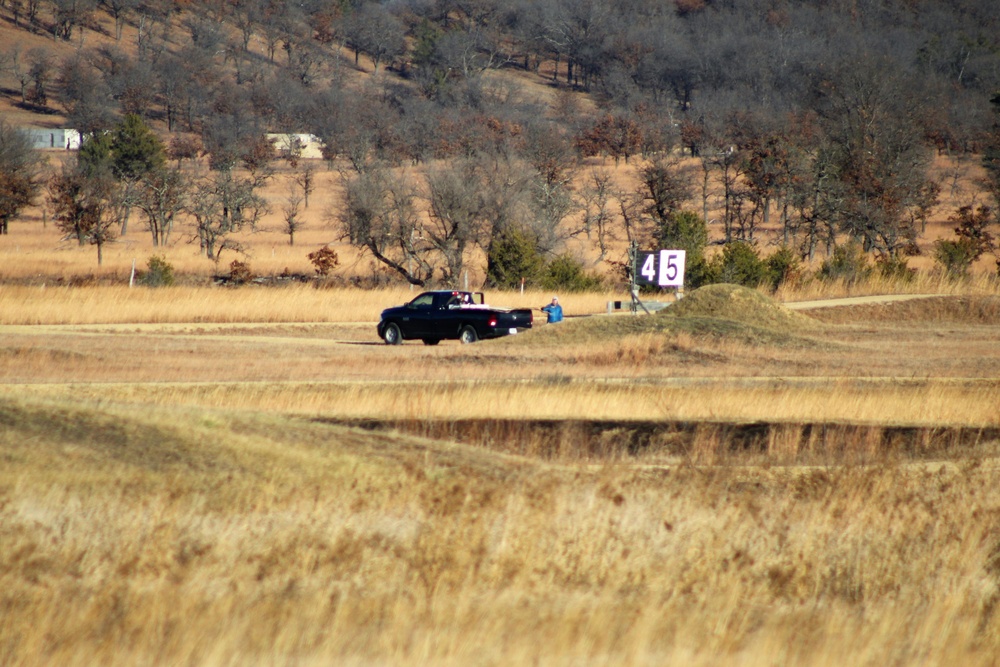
[383,323,402,345]
[459,325,478,344]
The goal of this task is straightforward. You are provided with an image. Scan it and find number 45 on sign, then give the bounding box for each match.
[637,250,686,287]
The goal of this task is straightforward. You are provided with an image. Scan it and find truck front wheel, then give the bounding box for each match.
[383,323,402,345]
[459,325,479,344]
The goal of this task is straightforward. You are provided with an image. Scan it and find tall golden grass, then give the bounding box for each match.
[13,379,999,428]
[2,394,1000,666]
[2,278,998,327]
[3,286,998,427]
[0,284,620,325]
[773,270,1000,301]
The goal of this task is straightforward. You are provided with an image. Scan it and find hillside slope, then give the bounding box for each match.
[1,2,997,285]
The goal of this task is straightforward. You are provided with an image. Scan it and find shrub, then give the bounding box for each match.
[819,242,872,284]
[932,205,997,279]
[486,227,545,289]
[684,254,715,289]
[949,205,995,259]
[655,210,710,287]
[933,238,978,279]
[764,245,801,292]
[876,254,916,283]
[540,255,604,292]
[707,241,768,288]
[228,260,254,284]
[137,255,174,287]
[308,246,340,276]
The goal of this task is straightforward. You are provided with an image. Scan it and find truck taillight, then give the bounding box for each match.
[489,317,498,327]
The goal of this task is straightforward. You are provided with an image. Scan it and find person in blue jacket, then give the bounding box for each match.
[541,296,563,323]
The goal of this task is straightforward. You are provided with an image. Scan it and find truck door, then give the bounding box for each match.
[434,293,467,333]
[405,292,437,336]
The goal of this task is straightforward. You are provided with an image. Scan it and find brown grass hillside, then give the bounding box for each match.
[1,6,998,287]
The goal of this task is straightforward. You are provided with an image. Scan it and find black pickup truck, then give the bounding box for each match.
[377,291,533,345]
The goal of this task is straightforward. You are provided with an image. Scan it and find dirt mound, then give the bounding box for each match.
[502,284,820,349]
[666,284,818,331]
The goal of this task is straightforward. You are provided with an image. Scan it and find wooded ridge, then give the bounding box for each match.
[2,0,1000,286]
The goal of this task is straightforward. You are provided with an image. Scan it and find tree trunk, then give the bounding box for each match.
[701,161,710,226]
[120,204,132,235]
[782,202,790,246]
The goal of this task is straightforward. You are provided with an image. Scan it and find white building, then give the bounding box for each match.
[24,128,81,150]
[267,133,324,160]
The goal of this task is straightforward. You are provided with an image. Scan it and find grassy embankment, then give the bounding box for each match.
[2,391,1000,666]
[2,283,1000,665]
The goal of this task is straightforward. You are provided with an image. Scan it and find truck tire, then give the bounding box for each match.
[422,338,440,346]
[459,325,479,344]
[383,322,402,345]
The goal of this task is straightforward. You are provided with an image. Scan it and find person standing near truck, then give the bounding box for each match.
[541,296,563,323]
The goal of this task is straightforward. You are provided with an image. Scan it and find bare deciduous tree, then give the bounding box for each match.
[294,163,315,208]
[26,47,52,107]
[577,169,618,261]
[342,4,406,73]
[48,164,118,264]
[52,0,97,42]
[281,190,302,245]
[425,159,489,286]
[339,164,431,286]
[136,166,186,246]
[101,0,139,40]
[187,169,269,262]
[2,45,32,104]
[815,55,940,258]
[0,120,46,235]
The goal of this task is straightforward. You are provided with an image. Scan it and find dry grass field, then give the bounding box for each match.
[3,281,1000,666]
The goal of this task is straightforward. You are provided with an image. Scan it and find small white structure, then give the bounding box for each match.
[24,128,81,150]
[267,133,324,160]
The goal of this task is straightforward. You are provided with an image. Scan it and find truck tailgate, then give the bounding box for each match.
[502,309,533,328]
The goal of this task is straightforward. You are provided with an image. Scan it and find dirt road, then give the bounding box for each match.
[784,293,943,310]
